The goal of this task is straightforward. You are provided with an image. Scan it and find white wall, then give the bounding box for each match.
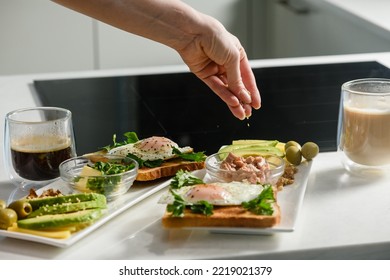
[0,0,94,75]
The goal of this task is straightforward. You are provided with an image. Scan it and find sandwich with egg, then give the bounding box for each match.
[100,132,206,181]
[158,170,280,228]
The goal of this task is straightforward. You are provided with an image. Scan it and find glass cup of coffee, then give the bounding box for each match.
[3,107,77,201]
[337,78,390,176]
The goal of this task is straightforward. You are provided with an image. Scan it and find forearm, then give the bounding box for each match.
[52,0,205,51]
[52,0,260,120]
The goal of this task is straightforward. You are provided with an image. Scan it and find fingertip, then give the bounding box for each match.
[238,88,252,104]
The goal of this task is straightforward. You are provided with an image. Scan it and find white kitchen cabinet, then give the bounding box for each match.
[0,0,248,74]
[0,0,94,75]
[97,0,249,69]
[1,0,390,75]
[251,0,390,59]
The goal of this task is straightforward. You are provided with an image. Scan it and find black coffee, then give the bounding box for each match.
[11,136,75,181]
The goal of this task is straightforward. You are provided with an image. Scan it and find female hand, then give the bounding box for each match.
[177,14,261,120]
[52,0,261,120]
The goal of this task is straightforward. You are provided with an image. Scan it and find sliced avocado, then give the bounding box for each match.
[219,141,278,155]
[27,196,107,218]
[218,145,284,159]
[231,139,279,146]
[18,209,104,230]
[25,193,105,210]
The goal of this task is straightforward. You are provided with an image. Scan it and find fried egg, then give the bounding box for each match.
[158,182,264,206]
[108,136,192,161]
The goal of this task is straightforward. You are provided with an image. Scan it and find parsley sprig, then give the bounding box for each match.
[170,170,204,189]
[101,132,139,152]
[126,153,163,168]
[241,184,275,215]
[172,147,206,162]
[167,189,213,217]
[84,159,135,195]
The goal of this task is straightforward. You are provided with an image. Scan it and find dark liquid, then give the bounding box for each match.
[11,146,74,181]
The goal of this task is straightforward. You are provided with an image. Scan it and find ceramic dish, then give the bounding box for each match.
[0,178,171,247]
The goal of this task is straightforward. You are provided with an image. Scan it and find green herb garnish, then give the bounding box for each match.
[167,189,214,217]
[170,170,204,189]
[125,153,163,168]
[166,189,186,217]
[85,159,135,195]
[241,185,275,215]
[172,147,207,162]
[101,131,139,152]
[190,200,213,216]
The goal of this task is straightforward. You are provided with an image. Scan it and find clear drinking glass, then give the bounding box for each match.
[4,107,77,202]
[337,78,390,177]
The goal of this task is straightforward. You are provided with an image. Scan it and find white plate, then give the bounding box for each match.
[0,178,173,247]
[183,160,313,235]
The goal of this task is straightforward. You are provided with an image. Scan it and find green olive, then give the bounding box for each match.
[8,200,32,219]
[301,142,319,160]
[0,208,18,230]
[285,140,301,152]
[0,199,6,210]
[285,146,302,165]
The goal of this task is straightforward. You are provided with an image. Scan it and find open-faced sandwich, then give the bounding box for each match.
[99,132,206,181]
[158,170,280,228]
[158,139,319,229]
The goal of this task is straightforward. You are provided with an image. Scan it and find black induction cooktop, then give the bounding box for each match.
[33,61,390,155]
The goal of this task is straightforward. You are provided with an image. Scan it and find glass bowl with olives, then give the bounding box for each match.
[205,152,285,185]
[59,154,138,201]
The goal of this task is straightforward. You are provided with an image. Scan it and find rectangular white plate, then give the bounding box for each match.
[185,160,313,235]
[0,178,173,247]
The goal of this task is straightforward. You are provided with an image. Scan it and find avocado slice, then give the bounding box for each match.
[25,193,105,210]
[231,139,279,146]
[18,209,104,230]
[27,195,107,218]
[218,145,284,159]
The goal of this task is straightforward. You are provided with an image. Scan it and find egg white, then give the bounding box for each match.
[158,182,264,206]
[109,136,192,161]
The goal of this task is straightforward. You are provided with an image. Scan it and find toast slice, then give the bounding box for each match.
[136,158,205,181]
[162,203,280,228]
[161,181,281,229]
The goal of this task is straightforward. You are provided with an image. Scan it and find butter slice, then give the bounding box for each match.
[75,166,102,192]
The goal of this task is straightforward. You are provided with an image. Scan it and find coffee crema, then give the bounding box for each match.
[11,135,75,181]
[341,106,390,166]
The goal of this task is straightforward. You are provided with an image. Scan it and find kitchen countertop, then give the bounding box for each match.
[1,52,390,259]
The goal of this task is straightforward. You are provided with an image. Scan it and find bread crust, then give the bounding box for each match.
[162,203,280,228]
[136,158,205,181]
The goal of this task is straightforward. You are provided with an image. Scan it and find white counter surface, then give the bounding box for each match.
[1,52,390,259]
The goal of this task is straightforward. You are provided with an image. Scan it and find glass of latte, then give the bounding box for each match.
[337,78,390,177]
[4,107,77,201]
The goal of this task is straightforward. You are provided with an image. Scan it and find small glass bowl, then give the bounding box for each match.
[59,154,138,201]
[205,152,285,185]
